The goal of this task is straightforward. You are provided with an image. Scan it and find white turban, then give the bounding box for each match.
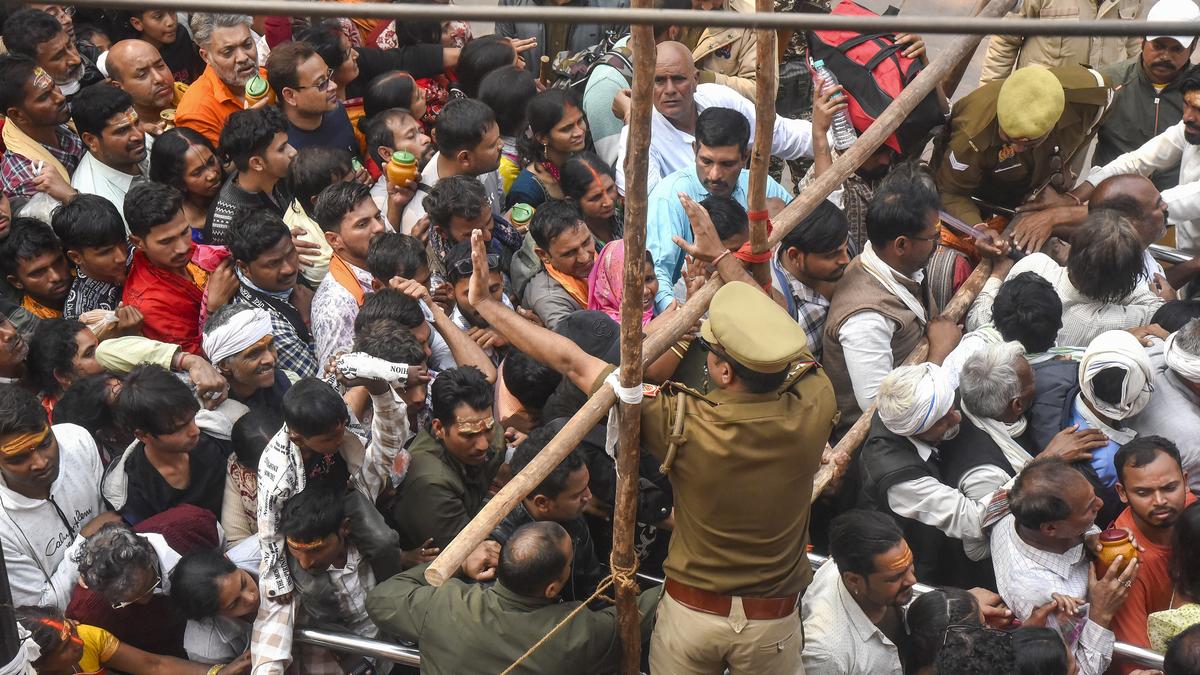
[202,308,273,364]
[1079,330,1153,420]
[1164,331,1200,384]
[877,363,957,438]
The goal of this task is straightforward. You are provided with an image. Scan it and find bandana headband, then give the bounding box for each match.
[286,536,327,551]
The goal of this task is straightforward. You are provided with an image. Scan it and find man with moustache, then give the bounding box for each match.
[645,107,792,312]
[70,85,151,222]
[1066,71,1200,254]
[1097,0,1199,192]
[105,39,183,135]
[176,13,265,147]
[1109,436,1195,670]
[0,54,83,204]
[614,41,816,195]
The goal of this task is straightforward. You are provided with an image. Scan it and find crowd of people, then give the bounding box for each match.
[2,0,1200,673]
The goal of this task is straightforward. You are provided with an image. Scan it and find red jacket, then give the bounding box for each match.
[122,244,229,355]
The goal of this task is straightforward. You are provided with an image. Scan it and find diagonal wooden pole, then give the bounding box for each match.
[612,9,657,673]
[427,0,1014,585]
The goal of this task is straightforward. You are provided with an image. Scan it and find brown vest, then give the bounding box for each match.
[821,256,929,431]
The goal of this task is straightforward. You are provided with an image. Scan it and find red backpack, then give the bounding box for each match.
[806,1,943,156]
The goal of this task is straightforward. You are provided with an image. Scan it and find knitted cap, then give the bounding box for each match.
[996,67,1065,140]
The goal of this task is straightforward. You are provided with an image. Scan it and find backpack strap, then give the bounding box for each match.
[772,259,798,319]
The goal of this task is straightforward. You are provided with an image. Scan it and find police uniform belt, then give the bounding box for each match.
[664,578,800,619]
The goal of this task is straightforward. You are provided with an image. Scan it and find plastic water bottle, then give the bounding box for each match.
[811,59,858,152]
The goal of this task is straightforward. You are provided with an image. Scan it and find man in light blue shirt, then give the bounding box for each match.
[646,106,792,312]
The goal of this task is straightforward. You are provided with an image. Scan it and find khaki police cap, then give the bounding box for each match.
[699,281,807,373]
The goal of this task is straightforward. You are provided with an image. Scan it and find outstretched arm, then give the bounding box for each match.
[467,229,609,393]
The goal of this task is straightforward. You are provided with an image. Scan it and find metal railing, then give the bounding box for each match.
[61,0,1200,37]
[1151,243,1194,265]
[294,554,1165,670]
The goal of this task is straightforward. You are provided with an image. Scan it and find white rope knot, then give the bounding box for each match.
[604,370,644,405]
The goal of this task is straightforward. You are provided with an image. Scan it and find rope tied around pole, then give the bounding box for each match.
[499,553,643,675]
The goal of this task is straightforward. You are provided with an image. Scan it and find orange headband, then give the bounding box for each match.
[0,426,49,457]
[286,536,326,551]
[38,618,72,644]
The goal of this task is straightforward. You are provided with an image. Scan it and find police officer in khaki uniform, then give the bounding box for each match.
[464,192,838,674]
[932,64,1114,227]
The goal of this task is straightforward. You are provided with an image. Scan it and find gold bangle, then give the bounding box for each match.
[208,665,226,675]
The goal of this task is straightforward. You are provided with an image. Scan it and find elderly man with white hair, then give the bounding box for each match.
[858,363,1014,582]
[1130,318,1200,492]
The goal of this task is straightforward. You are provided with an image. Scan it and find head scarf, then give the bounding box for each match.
[202,307,273,364]
[877,363,956,438]
[1078,330,1153,420]
[587,240,653,327]
[1164,331,1200,384]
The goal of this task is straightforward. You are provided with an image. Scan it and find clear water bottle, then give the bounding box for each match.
[811,59,858,152]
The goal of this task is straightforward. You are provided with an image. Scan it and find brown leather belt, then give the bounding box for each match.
[664,578,799,620]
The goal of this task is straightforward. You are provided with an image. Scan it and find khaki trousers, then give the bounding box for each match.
[649,590,804,675]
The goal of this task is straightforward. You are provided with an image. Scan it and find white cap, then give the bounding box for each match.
[1146,0,1200,48]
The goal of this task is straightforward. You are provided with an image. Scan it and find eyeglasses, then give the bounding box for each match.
[940,623,1012,650]
[449,253,500,278]
[44,5,75,18]
[295,68,336,92]
[110,565,161,610]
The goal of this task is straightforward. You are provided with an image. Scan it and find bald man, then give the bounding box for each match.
[106,39,180,135]
[614,41,816,195]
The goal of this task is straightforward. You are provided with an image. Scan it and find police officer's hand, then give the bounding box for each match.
[467,229,495,309]
[1017,186,1078,214]
[1011,208,1069,255]
[672,193,725,263]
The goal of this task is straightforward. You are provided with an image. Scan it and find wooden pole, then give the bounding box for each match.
[940,0,1005,100]
[612,12,657,674]
[758,0,1015,252]
[811,258,993,498]
[425,279,721,585]
[430,0,1014,586]
[747,0,778,260]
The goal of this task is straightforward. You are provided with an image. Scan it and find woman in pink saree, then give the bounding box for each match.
[587,240,658,327]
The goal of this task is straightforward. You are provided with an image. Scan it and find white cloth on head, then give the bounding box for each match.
[1078,330,1153,420]
[202,307,273,364]
[860,242,928,324]
[877,363,956,438]
[1164,331,1200,383]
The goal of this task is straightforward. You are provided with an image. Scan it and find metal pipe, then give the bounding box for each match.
[295,559,1164,670]
[1150,242,1194,265]
[295,628,422,666]
[61,0,1200,37]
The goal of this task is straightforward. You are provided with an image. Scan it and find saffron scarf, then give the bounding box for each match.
[545,262,589,308]
[1,118,69,182]
[328,254,367,306]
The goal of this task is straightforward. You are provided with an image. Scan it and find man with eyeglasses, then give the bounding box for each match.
[266,41,359,161]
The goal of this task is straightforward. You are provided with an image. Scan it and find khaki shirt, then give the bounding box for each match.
[932,65,1113,225]
[592,358,837,597]
[979,0,1142,84]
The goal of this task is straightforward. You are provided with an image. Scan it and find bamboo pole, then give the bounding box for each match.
[429,0,1014,585]
[747,0,778,258]
[760,0,1016,251]
[940,0,997,99]
[611,13,657,674]
[810,259,993,498]
[425,279,721,585]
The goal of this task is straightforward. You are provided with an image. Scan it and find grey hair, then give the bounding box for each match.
[1177,319,1200,357]
[190,13,252,48]
[959,341,1026,419]
[74,523,157,599]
